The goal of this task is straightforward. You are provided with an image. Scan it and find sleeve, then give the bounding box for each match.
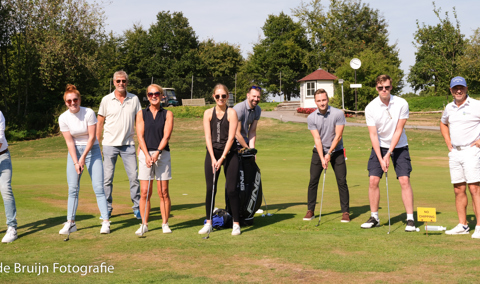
[134,96,142,114]
[399,100,409,119]
[307,114,316,130]
[365,105,376,126]
[0,111,5,140]
[440,108,449,124]
[97,97,106,117]
[233,104,244,122]
[86,108,98,126]
[336,109,346,125]
[58,114,70,132]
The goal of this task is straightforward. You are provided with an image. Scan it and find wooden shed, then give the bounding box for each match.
[298,69,337,108]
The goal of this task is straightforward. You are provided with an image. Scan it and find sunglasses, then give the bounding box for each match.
[251,86,262,91]
[215,94,228,100]
[65,98,79,104]
[115,79,127,84]
[147,92,162,97]
[376,86,391,91]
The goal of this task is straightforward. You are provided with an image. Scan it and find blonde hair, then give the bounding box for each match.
[213,83,229,95]
[147,84,163,95]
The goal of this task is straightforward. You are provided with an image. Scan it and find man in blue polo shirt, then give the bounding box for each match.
[303,89,350,222]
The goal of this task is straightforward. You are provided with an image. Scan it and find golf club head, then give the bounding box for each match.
[202,236,209,240]
[64,233,70,241]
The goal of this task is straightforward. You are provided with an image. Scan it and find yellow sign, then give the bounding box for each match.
[417,207,436,222]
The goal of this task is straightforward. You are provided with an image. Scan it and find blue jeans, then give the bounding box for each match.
[67,144,109,220]
[0,151,17,228]
[102,145,140,212]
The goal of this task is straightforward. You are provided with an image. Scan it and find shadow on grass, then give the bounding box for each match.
[17,214,95,239]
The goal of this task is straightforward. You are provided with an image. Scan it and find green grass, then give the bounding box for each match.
[1,117,479,283]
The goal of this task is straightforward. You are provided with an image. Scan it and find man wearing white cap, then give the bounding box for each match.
[440,76,480,238]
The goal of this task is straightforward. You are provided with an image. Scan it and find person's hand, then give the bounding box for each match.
[381,156,389,172]
[77,157,85,174]
[324,154,331,169]
[145,155,153,168]
[320,156,328,169]
[470,140,480,148]
[151,151,160,164]
[214,156,224,171]
[211,159,218,173]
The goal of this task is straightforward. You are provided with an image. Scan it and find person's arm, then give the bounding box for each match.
[77,124,97,171]
[61,131,82,174]
[368,126,387,172]
[325,124,344,165]
[235,121,249,149]
[136,110,152,168]
[151,111,174,163]
[440,122,453,151]
[247,120,259,149]
[96,115,105,144]
[203,108,216,172]
[382,119,407,169]
[310,130,327,169]
[215,108,238,170]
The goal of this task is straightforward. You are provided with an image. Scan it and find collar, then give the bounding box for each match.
[316,106,330,115]
[245,100,255,111]
[110,92,131,100]
[378,94,394,107]
[453,96,470,109]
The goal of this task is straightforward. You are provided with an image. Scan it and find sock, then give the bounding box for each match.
[407,214,414,221]
[371,212,379,220]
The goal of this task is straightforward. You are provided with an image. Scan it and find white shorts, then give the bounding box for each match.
[448,146,480,184]
[138,150,172,181]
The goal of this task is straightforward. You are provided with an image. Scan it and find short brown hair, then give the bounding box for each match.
[314,89,328,99]
[376,74,392,85]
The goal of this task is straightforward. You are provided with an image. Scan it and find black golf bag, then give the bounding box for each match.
[227,148,263,225]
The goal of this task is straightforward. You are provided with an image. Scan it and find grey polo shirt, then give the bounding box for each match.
[307,106,345,152]
[97,91,141,146]
[233,100,261,143]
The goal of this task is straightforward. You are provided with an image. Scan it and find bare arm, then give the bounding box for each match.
[440,122,453,151]
[78,124,97,171]
[310,129,327,169]
[382,118,407,169]
[235,121,249,149]
[203,108,216,172]
[96,115,105,144]
[247,120,259,149]
[151,111,174,163]
[61,131,82,174]
[368,126,387,172]
[213,109,238,171]
[136,110,152,167]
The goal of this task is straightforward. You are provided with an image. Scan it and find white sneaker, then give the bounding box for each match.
[445,223,470,235]
[198,223,212,235]
[100,221,110,234]
[2,226,17,243]
[232,224,241,236]
[471,226,480,239]
[135,224,148,236]
[162,223,172,234]
[59,221,77,235]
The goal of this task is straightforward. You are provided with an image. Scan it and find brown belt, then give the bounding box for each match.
[0,148,8,155]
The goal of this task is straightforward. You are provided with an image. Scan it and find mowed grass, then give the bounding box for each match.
[1,117,479,283]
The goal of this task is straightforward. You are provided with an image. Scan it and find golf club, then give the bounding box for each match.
[203,169,216,240]
[386,171,391,234]
[140,167,154,237]
[261,192,273,217]
[316,169,327,227]
[64,171,81,242]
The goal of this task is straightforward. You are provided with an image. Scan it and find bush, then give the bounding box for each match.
[296,108,316,114]
[168,106,210,118]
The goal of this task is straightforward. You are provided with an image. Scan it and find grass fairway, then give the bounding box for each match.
[1,117,479,283]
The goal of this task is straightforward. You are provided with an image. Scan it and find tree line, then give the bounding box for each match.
[0,0,478,139]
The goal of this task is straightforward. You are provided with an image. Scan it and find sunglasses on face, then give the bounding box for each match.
[65,98,79,104]
[115,79,127,84]
[215,94,228,100]
[147,92,162,97]
[376,86,391,91]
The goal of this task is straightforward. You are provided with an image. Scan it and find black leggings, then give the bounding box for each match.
[204,149,240,222]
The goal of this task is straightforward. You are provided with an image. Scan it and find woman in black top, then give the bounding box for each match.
[199,84,241,236]
[136,84,174,236]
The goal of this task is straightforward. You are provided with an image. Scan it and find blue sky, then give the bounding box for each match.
[93,0,479,93]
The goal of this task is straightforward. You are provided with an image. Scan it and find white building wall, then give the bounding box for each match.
[301,80,335,108]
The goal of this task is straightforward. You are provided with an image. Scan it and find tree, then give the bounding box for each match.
[334,48,404,110]
[407,3,466,99]
[457,28,480,94]
[293,0,396,74]
[141,11,200,100]
[246,12,311,100]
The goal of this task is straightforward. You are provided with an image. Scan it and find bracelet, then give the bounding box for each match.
[74,162,79,165]
[386,150,392,155]
[221,155,226,160]
[325,152,331,156]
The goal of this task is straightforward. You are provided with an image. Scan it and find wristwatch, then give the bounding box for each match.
[156,149,162,154]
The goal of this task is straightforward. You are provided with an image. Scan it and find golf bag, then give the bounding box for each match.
[227,148,263,225]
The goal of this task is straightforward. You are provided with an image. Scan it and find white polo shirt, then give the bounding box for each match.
[365,95,409,148]
[98,92,141,146]
[441,96,480,147]
[0,111,8,152]
[59,107,98,146]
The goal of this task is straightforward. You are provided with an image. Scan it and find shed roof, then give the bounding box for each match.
[298,69,338,82]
